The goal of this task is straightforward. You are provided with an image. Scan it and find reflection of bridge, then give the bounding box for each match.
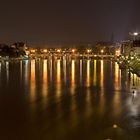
[30,53,115,59]
[81,54,114,58]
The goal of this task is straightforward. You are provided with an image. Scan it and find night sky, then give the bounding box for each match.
[0,0,140,45]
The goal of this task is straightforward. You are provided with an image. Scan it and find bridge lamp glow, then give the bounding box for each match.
[57,49,61,53]
[31,49,36,53]
[43,49,47,53]
[72,49,75,53]
[87,49,91,53]
[115,50,120,56]
[101,49,104,53]
[113,124,118,129]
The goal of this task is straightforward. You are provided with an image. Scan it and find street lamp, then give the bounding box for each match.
[129,32,139,40]
[101,49,104,54]
[87,49,91,53]
[72,49,75,53]
[115,49,120,56]
[133,32,138,40]
[133,32,138,36]
[57,49,61,53]
[43,49,47,53]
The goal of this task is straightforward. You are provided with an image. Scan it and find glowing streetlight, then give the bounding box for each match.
[87,49,91,53]
[115,49,120,56]
[72,49,75,53]
[101,49,104,54]
[129,32,139,40]
[31,49,36,53]
[43,49,47,53]
[133,32,138,36]
[57,49,61,53]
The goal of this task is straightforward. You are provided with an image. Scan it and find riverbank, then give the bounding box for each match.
[117,55,140,77]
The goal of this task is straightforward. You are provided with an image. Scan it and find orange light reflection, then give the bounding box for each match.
[93,60,97,86]
[30,60,36,101]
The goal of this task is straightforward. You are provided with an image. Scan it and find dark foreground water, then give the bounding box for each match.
[0,59,140,140]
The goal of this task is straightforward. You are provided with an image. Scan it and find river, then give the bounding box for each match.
[0,59,140,140]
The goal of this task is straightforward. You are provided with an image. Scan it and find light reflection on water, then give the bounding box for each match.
[112,62,121,117]
[56,59,61,98]
[0,59,140,140]
[6,61,9,82]
[100,60,104,93]
[99,60,105,114]
[30,60,36,102]
[80,59,82,85]
[71,60,75,95]
[86,60,90,87]
[43,60,48,97]
[93,59,97,86]
[63,59,67,84]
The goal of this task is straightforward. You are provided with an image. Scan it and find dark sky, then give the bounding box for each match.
[0,0,140,45]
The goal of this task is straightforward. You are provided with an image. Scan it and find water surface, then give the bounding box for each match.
[0,59,140,140]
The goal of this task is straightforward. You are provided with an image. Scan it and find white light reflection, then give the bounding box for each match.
[126,93,140,118]
[20,61,23,79]
[6,61,9,82]
[24,60,29,84]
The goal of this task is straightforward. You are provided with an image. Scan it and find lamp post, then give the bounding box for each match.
[129,32,139,40]
[87,49,91,53]
[101,49,104,54]
[133,32,138,40]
